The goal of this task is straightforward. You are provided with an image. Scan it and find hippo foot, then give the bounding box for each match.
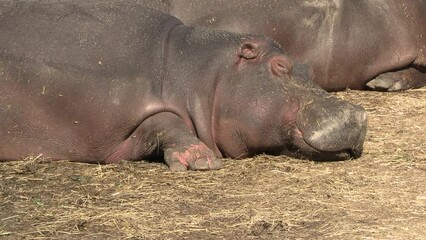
[164,143,223,171]
[366,73,412,92]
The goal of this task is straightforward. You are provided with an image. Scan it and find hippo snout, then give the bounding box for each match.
[293,100,367,160]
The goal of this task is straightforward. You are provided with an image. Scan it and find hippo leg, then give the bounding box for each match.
[144,112,223,171]
[366,67,426,91]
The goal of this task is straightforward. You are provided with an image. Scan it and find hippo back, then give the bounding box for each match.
[0,2,183,161]
[0,1,182,79]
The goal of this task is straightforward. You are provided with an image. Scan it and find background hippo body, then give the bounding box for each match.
[164,0,426,91]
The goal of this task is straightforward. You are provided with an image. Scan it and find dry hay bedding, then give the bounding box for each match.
[0,89,425,240]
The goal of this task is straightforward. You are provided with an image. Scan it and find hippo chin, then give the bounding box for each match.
[0,2,367,171]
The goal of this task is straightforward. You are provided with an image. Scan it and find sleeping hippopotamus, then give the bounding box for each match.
[144,0,426,92]
[0,2,367,171]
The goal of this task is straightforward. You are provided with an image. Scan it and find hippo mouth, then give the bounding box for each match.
[282,127,363,161]
[285,100,367,161]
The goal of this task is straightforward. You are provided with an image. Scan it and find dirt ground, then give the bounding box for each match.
[1,89,425,240]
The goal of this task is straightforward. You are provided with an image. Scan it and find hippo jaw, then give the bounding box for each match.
[287,125,365,161]
[287,102,368,161]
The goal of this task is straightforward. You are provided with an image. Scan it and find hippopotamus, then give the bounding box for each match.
[141,0,426,92]
[0,2,367,171]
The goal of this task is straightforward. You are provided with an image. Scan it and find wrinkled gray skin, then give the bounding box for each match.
[141,0,426,92]
[0,2,366,171]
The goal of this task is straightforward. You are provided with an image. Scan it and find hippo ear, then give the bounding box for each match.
[270,55,293,77]
[238,42,260,59]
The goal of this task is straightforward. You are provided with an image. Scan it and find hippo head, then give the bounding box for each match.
[213,38,367,160]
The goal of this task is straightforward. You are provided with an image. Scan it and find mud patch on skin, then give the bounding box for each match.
[169,144,212,167]
[166,143,222,171]
[1,89,426,239]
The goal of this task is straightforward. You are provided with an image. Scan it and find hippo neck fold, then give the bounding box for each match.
[162,26,244,157]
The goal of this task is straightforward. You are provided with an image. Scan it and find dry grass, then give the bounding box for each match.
[1,90,425,239]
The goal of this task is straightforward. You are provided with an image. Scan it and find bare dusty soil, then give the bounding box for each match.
[1,90,425,240]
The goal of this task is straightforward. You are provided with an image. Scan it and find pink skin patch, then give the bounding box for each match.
[293,127,304,139]
[105,140,132,163]
[170,143,214,167]
[106,136,145,163]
